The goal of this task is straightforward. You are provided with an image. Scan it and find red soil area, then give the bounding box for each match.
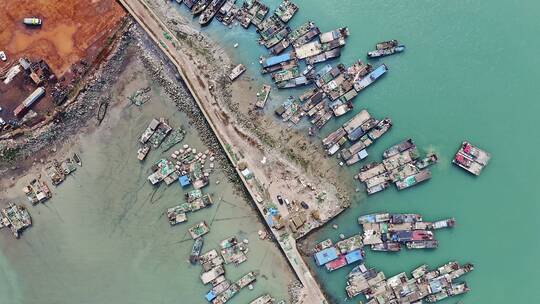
[0,0,126,75]
[0,0,126,126]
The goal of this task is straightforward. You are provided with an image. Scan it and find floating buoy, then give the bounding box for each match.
[332,224,338,229]
[233,43,239,48]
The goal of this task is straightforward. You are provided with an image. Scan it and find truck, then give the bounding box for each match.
[23,18,42,26]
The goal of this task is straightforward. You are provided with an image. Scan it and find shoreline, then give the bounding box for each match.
[0,23,296,303]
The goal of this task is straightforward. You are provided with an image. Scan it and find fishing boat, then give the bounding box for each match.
[367,45,405,58]
[161,128,185,152]
[199,0,227,25]
[353,64,388,92]
[183,0,199,10]
[274,0,298,23]
[137,145,151,161]
[376,40,399,50]
[415,153,438,169]
[255,85,271,109]
[192,0,211,16]
[190,237,204,264]
[406,240,438,249]
[73,153,82,166]
[383,138,415,158]
[229,64,246,81]
[216,0,236,24]
[249,294,274,304]
[371,242,401,252]
[332,101,353,116]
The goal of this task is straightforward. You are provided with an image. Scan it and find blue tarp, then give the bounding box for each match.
[263,53,292,67]
[205,290,217,301]
[345,250,363,264]
[179,175,191,187]
[314,247,338,266]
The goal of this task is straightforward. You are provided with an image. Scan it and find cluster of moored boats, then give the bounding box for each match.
[23,177,52,205]
[167,189,214,225]
[313,234,364,272]
[137,117,185,161]
[323,108,392,162]
[358,213,455,251]
[356,138,438,195]
[346,261,474,303]
[311,212,473,302]
[133,113,276,302]
[174,0,404,117]
[5,152,82,238]
[139,119,214,188]
[188,231,264,304]
[44,153,80,186]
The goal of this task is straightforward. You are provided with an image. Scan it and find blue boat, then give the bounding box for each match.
[353,64,388,92]
[260,52,295,68]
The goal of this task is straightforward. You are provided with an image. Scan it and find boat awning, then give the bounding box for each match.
[314,247,338,266]
[345,250,364,264]
[179,175,191,187]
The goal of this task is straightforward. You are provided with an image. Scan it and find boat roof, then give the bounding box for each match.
[314,247,338,265]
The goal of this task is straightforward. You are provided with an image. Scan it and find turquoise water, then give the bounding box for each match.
[0,58,291,303]
[175,0,540,303]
